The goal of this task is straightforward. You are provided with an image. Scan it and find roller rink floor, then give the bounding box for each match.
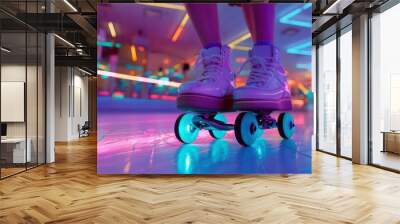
[97,97,313,174]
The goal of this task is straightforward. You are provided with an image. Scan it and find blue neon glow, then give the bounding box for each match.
[279,4,312,28]
[174,73,184,80]
[287,41,312,56]
[168,68,175,74]
[149,75,158,79]
[97,41,121,48]
[125,64,144,71]
[296,63,311,70]
[306,91,314,101]
[157,77,170,87]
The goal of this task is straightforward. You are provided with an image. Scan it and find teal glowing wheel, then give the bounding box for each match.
[209,113,227,139]
[277,112,296,139]
[234,112,261,146]
[175,113,200,144]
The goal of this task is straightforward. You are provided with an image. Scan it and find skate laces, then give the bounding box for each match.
[238,56,285,87]
[193,54,223,82]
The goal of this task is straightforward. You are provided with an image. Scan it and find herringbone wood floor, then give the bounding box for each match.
[1,135,400,224]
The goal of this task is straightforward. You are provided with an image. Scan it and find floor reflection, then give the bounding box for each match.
[175,139,307,174]
[97,97,312,174]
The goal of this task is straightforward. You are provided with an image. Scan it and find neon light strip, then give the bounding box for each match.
[98,70,182,88]
[108,22,116,38]
[138,3,186,11]
[287,41,311,56]
[228,32,251,48]
[54,34,75,48]
[171,14,189,42]
[63,0,78,12]
[280,4,312,28]
[131,45,137,62]
[97,41,113,47]
[296,63,311,70]
[97,41,121,48]
[231,45,251,51]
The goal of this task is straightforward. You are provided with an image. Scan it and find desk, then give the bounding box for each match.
[382,131,400,154]
[1,138,31,163]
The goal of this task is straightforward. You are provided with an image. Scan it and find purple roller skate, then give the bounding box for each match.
[234,44,292,111]
[175,46,235,144]
[233,44,296,146]
[177,45,234,112]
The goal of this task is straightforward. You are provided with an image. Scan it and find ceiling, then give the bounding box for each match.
[0,0,393,78]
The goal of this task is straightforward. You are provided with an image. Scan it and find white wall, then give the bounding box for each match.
[71,73,89,138]
[1,65,26,140]
[1,63,46,164]
[55,67,89,141]
[312,45,316,150]
[55,67,70,141]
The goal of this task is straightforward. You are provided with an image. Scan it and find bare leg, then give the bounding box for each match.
[242,4,275,44]
[185,3,221,48]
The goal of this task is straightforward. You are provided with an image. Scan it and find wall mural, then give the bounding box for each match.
[97,3,313,174]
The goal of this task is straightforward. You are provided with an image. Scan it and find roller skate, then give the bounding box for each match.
[175,45,235,144]
[233,44,296,146]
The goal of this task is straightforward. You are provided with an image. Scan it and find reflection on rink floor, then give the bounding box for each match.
[97,97,312,174]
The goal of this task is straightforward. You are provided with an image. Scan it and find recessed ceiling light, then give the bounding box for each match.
[78,68,92,76]
[54,34,75,48]
[63,0,78,12]
[323,0,353,15]
[1,47,11,53]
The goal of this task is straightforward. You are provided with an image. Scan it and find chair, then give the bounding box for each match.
[79,121,90,138]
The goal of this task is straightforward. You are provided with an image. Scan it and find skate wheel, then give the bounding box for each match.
[209,113,227,139]
[175,113,200,144]
[277,112,296,139]
[234,112,261,146]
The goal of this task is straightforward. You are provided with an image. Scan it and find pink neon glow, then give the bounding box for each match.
[98,90,111,96]
[149,94,177,101]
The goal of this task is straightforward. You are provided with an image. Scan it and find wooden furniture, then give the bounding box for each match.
[382,131,400,154]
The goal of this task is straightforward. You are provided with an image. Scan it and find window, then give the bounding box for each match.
[0,1,46,179]
[317,36,337,154]
[370,3,400,171]
[339,28,352,158]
